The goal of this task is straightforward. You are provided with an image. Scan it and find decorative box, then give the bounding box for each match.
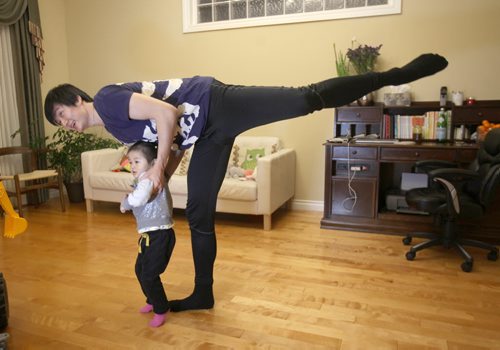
[384,92,411,107]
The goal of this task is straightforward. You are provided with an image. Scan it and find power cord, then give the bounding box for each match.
[342,138,358,211]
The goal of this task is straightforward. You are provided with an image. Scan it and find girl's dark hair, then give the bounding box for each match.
[127,141,158,164]
[44,83,93,125]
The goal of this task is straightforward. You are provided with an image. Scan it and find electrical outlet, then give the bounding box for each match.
[350,165,368,171]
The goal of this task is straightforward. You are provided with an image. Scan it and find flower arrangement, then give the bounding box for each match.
[346,40,383,75]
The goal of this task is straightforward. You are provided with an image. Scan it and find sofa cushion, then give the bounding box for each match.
[217,178,257,201]
[91,171,258,202]
[169,176,257,201]
[90,171,133,192]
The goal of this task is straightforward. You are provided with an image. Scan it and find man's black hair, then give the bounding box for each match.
[44,83,93,125]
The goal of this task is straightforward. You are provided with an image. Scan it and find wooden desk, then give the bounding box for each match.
[321,141,500,244]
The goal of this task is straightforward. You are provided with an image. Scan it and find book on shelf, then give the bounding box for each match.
[386,110,452,140]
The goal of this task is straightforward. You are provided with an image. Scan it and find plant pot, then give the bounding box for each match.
[357,92,374,106]
[64,182,85,203]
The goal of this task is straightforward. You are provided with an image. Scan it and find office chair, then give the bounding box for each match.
[402,129,500,272]
[0,146,65,217]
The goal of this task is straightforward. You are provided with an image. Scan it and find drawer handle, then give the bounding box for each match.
[415,152,420,157]
[352,150,357,155]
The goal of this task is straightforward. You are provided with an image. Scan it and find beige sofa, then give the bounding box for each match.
[81,136,295,230]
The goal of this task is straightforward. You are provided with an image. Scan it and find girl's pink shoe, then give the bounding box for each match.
[139,304,153,313]
[149,313,166,328]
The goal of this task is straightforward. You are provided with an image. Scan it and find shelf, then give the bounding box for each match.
[334,100,500,142]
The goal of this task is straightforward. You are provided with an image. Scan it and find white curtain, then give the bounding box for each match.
[0,24,23,192]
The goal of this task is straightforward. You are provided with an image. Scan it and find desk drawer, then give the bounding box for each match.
[336,106,382,123]
[380,147,456,162]
[333,146,377,159]
[453,106,500,124]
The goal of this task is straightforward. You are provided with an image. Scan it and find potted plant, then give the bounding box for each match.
[46,128,121,202]
[334,43,350,77]
[346,39,382,105]
[346,41,382,75]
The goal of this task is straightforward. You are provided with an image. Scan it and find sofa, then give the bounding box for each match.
[81,136,296,230]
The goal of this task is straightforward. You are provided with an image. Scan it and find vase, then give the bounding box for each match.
[357,92,374,106]
[64,182,85,203]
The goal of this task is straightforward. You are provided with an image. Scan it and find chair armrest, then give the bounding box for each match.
[256,148,296,214]
[428,168,479,183]
[414,160,458,173]
[428,168,480,193]
[433,177,461,216]
[81,147,125,174]
[81,147,125,198]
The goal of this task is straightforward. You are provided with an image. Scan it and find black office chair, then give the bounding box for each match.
[403,128,500,272]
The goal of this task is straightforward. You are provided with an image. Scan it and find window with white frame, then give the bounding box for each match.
[182,0,401,33]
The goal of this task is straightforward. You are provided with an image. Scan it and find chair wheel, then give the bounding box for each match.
[405,251,416,261]
[487,250,498,261]
[402,236,412,245]
[461,261,473,272]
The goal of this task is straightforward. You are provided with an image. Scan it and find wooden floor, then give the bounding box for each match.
[1,199,500,350]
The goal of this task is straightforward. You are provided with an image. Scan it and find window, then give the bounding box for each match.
[182,0,401,33]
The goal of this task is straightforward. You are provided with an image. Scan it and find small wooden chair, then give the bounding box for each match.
[0,146,65,217]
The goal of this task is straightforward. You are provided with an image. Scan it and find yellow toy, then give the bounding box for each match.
[0,181,28,238]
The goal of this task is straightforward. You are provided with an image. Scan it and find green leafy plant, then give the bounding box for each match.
[334,43,350,77]
[346,40,382,75]
[46,128,120,183]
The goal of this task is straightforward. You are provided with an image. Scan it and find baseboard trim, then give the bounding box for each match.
[290,199,323,212]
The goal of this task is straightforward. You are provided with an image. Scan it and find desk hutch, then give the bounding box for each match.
[322,100,500,243]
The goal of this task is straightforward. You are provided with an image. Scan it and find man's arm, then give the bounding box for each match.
[127,93,179,190]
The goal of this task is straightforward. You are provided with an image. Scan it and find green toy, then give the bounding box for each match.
[241,148,265,170]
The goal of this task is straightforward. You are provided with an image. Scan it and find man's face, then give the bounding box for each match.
[52,96,88,132]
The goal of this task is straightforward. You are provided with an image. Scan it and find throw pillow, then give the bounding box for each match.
[226,140,280,180]
[174,150,191,176]
[229,141,280,169]
[241,148,265,170]
[111,156,131,172]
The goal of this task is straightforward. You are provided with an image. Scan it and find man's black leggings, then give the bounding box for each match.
[185,75,382,286]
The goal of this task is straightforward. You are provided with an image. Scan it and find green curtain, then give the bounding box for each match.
[0,0,28,25]
[10,2,45,149]
[5,0,48,203]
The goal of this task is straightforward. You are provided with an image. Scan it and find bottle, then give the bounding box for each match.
[440,86,447,107]
[413,124,423,144]
[436,108,447,143]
